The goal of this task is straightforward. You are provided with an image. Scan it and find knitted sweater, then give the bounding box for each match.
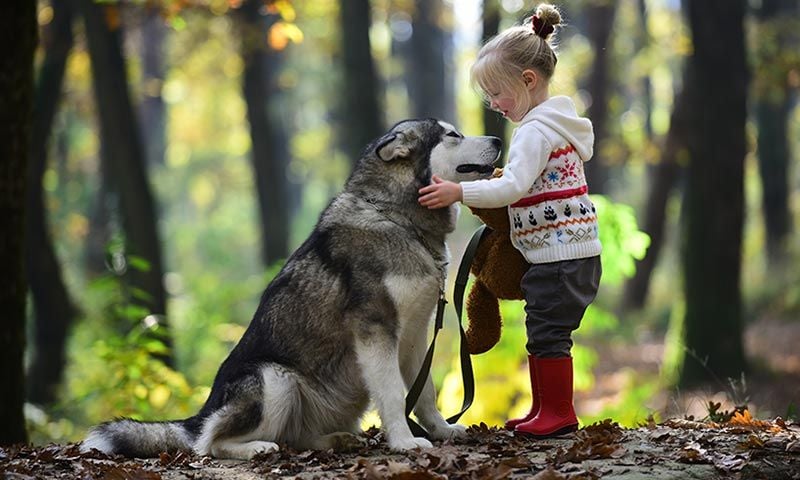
[460,96,602,264]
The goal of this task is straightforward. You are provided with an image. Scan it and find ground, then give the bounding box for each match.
[4,318,798,479]
[2,417,799,479]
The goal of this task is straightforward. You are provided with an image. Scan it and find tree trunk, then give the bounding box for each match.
[139,4,168,167]
[622,87,689,311]
[481,0,505,146]
[680,0,748,387]
[78,0,172,365]
[753,0,796,265]
[25,0,79,406]
[635,0,653,139]
[405,0,455,122]
[340,0,383,165]
[0,0,36,446]
[581,0,616,194]
[237,0,291,266]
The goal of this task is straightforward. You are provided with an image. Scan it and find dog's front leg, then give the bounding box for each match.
[400,318,467,441]
[355,334,432,450]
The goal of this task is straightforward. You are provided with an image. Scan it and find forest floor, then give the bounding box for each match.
[2,418,799,479]
[3,317,798,479]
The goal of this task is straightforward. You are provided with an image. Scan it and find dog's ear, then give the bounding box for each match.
[375,133,411,162]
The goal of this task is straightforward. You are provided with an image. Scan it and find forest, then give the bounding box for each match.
[1,0,799,478]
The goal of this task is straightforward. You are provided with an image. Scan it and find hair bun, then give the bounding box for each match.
[532,3,562,39]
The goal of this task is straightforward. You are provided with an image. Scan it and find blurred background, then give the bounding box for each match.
[18,0,800,444]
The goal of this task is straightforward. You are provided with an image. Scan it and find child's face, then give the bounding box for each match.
[483,69,542,123]
[488,89,525,122]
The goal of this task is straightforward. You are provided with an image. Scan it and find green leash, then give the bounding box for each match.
[405,225,491,438]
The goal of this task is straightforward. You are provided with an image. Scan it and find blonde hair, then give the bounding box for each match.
[471,3,562,119]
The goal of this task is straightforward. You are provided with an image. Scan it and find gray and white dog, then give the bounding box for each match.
[81,119,501,460]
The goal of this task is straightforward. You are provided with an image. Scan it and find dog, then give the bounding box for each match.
[80,119,502,460]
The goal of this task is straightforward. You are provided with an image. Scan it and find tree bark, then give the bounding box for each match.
[0,0,36,446]
[680,0,748,387]
[78,0,172,364]
[340,0,383,165]
[25,0,79,406]
[237,0,291,266]
[581,0,616,194]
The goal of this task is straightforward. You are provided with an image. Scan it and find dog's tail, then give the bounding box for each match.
[80,418,194,457]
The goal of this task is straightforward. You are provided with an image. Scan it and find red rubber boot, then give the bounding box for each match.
[504,355,539,430]
[514,356,578,437]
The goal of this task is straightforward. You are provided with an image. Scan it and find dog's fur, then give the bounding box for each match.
[81,119,501,460]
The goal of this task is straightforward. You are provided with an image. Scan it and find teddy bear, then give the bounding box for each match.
[464,169,529,355]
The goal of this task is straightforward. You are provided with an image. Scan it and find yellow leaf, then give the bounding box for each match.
[268,22,303,51]
[150,384,171,409]
[729,410,752,425]
[134,385,148,400]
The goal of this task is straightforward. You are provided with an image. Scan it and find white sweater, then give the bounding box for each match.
[460,96,602,264]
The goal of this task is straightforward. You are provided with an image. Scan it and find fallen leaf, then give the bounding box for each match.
[531,466,568,479]
[712,453,749,473]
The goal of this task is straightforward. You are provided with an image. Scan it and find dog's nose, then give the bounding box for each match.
[490,137,502,148]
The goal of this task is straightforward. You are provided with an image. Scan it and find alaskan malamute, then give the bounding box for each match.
[81,119,501,459]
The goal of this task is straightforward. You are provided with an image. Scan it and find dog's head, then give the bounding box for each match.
[372,119,502,185]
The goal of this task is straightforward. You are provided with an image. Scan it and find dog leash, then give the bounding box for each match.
[404,224,491,438]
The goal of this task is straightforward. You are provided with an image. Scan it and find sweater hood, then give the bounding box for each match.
[520,96,594,161]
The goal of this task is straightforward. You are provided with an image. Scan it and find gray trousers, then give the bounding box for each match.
[521,255,602,358]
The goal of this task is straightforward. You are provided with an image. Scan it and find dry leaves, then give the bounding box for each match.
[1,415,798,479]
[551,419,626,465]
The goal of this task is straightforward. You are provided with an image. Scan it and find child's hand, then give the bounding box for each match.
[418,175,463,209]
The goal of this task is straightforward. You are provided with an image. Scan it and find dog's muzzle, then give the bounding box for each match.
[456,164,496,174]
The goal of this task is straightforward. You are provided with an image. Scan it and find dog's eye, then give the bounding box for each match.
[446,131,462,138]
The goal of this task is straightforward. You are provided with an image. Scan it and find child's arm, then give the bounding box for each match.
[418,176,462,209]
[460,127,552,208]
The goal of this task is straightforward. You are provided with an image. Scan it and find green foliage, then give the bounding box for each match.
[786,403,798,422]
[591,195,650,287]
[579,373,661,428]
[68,325,205,423]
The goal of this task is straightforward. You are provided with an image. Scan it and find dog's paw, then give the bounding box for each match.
[242,441,280,459]
[389,436,433,451]
[428,423,468,441]
[212,440,279,460]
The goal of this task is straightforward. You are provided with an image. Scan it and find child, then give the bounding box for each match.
[418,3,601,437]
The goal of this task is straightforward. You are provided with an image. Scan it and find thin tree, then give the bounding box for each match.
[139,3,168,167]
[0,0,37,446]
[339,0,383,165]
[753,0,797,265]
[26,0,79,405]
[580,0,616,194]
[77,0,173,364]
[236,0,291,266]
[680,0,748,386]
[622,76,690,311]
[404,0,455,122]
[481,0,505,144]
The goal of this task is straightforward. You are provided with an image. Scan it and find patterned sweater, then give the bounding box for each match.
[460,96,602,264]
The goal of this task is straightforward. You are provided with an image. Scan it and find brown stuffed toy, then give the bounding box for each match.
[464,169,529,355]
